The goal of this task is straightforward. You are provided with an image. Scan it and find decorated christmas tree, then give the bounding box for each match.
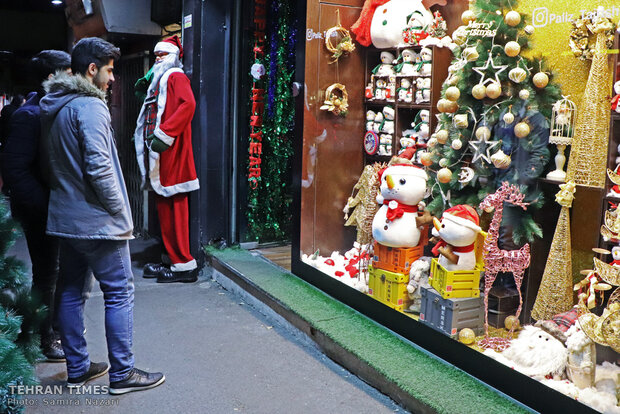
[0,197,44,413]
[423,0,562,244]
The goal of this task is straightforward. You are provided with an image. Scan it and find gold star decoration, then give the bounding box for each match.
[472,54,509,86]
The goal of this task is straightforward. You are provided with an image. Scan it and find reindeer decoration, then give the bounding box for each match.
[478,182,531,350]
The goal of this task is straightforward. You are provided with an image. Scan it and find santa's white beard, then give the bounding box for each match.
[147,53,182,95]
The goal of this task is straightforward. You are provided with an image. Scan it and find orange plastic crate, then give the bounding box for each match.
[372,226,428,274]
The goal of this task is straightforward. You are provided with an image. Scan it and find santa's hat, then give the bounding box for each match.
[442,205,481,233]
[351,0,390,47]
[378,147,427,182]
[154,35,183,59]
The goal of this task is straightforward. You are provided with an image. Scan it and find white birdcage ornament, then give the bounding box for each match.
[546,96,576,182]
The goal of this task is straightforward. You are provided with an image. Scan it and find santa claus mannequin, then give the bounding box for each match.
[133,35,200,283]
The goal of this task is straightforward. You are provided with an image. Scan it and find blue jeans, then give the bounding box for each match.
[56,238,134,382]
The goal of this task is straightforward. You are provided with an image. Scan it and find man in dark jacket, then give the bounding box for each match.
[2,51,71,361]
[40,37,164,394]
[0,94,25,145]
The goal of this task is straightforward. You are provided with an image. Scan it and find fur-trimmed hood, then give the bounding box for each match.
[40,72,106,121]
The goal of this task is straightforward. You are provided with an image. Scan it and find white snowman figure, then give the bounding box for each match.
[397,78,413,103]
[431,205,481,271]
[419,47,433,76]
[373,51,396,76]
[381,106,395,134]
[374,79,387,100]
[378,134,393,155]
[365,110,376,131]
[372,150,429,247]
[415,109,430,140]
[373,111,384,133]
[397,49,418,76]
[351,0,433,49]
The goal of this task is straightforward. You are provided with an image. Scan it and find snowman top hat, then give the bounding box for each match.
[442,205,481,233]
[351,0,390,47]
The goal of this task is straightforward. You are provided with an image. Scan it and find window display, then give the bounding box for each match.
[296,0,620,412]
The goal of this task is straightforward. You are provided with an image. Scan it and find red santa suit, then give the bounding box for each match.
[134,36,199,272]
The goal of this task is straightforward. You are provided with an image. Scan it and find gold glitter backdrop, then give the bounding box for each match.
[516,0,618,102]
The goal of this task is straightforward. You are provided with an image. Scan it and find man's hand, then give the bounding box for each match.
[147,134,170,153]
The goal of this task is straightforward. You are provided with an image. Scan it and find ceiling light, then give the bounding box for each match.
[51,0,63,5]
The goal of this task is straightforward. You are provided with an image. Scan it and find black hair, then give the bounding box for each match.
[71,37,120,76]
[31,50,71,84]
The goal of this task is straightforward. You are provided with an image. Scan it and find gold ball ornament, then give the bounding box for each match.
[491,150,511,169]
[436,99,447,113]
[444,100,459,114]
[451,139,463,150]
[485,82,502,99]
[462,46,479,62]
[503,112,515,125]
[452,26,468,46]
[508,67,527,83]
[472,84,487,100]
[420,152,433,166]
[436,130,449,144]
[504,315,520,331]
[475,126,491,140]
[437,168,453,183]
[445,86,461,102]
[514,122,530,139]
[504,41,521,57]
[458,328,476,345]
[518,89,530,100]
[453,114,468,129]
[532,72,549,89]
[439,158,449,168]
[427,137,438,148]
[505,11,521,27]
[524,25,534,35]
[461,10,476,25]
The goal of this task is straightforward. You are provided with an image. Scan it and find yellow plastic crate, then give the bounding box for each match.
[428,231,487,299]
[368,265,411,311]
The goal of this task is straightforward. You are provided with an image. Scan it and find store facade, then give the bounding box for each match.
[287,0,620,412]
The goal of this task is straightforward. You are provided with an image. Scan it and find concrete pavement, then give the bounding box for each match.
[7,237,402,414]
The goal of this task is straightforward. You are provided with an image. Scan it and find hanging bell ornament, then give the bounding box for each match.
[462,46,479,62]
[491,150,511,169]
[514,121,530,138]
[472,84,487,100]
[503,111,515,125]
[461,10,476,25]
[475,126,492,140]
[485,82,502,99]
[524,25,534,35]
[439,158,449,168]
[437,167,453,183]
[505,11,521,27]
[532,72,549,89]
[451,138,463,150]
[436,129,449,144]
[452,26,468,46]
[508,67,527,83]
[445,86,461,102]
[518,89,530,100]
[420,152,433,166]
[504,41,521,57]
[453,114,468,129]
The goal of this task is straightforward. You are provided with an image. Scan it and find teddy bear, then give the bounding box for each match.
[406,257,431,312]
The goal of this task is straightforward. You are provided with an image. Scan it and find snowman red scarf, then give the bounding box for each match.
[383,200,418,221]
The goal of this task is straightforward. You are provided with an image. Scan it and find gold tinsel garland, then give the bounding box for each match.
[344,163,385,244]
[569,14,616,61]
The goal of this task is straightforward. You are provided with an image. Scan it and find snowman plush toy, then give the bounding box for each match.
[351,0,433,49]
[431,205,482,271]
[611,80,620,113]
[372,148,431,247]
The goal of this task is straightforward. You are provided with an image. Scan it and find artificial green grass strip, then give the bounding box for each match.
[206,247,530,414]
